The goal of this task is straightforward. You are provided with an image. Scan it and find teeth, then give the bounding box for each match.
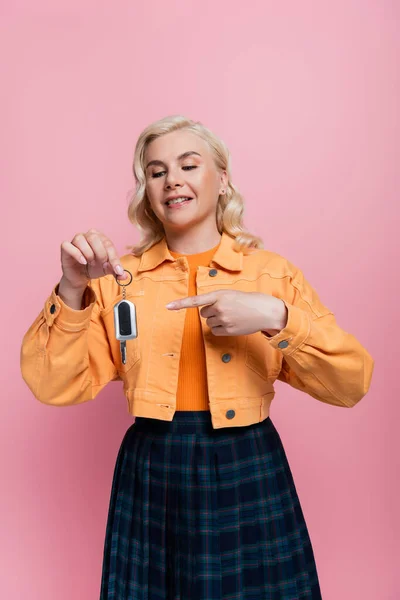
[167,197,191,205]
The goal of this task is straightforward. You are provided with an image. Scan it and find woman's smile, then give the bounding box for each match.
[165,197,193,209]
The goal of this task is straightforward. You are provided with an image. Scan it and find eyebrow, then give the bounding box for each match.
[145,151,202,170]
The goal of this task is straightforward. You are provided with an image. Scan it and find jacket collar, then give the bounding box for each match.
[137,231,243,273]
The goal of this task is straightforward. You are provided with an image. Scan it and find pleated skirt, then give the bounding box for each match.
[100,411,322,600]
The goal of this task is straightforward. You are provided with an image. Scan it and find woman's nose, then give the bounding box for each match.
[165,170,183,188]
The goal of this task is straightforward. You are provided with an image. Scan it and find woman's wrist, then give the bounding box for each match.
[57,277,87,310]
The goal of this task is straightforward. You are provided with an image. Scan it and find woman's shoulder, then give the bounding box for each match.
[243,246,301,280]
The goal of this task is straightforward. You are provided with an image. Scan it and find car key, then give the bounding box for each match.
[114,299,137,364]
[113,269,137,364]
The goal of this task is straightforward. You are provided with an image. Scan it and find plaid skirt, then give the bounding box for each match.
[100,411,322,600]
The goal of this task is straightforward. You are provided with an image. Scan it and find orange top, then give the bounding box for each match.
[169,243,220,411]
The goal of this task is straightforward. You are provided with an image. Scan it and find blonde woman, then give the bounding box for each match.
[21,115,374,599]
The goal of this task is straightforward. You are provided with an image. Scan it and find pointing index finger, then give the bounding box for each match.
[166,292,218,310]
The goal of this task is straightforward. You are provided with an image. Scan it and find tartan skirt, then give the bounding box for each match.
[100,411,322,600]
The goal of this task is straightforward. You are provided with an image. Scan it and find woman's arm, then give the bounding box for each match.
[262,265,374,408]
[20,279,119,406]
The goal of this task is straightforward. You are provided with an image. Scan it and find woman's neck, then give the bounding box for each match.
[165,225,221,255]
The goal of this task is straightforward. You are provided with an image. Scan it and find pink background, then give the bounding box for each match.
[1,1,397,598]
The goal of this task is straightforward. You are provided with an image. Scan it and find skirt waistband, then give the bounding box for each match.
[132,410,271,435]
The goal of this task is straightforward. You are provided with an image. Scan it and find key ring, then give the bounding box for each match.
[115,269,133,287]
[115,269,132,300]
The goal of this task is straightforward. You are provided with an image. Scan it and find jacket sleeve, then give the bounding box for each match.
[262,263,375,408]
[20,281,120,406]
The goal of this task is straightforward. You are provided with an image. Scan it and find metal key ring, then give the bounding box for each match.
[115,269,133,287]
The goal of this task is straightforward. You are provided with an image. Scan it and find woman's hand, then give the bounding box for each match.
[60,228,128,291]
[57,228,128,309]
[165,290,288,336]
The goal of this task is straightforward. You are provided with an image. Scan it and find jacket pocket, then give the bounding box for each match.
[245,334,280,381]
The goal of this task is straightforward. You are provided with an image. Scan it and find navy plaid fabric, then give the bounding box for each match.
[100,411,322,599]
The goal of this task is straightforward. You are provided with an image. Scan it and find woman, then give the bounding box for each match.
[21,115,374,599]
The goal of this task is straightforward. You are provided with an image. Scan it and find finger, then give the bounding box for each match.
[166,292,219,310]
[199,305,216,319]
[101,261,119,278]
[61,240,89,265]
[206,316,221,329]
[210,326,225,336]
[99,235,126,278]
[70,233,97,264]
[84,230,109,265]
[85,230,126,278]
[84,231,126,279]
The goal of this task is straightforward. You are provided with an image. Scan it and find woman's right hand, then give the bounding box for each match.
[60,228,128,293]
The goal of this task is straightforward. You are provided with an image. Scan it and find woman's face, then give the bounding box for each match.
[144,129,227,233]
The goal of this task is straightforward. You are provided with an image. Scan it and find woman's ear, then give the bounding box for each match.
[219,170,228,194]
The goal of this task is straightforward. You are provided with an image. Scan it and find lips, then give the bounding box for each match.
[166,197,193,208]
[165,196,193,206]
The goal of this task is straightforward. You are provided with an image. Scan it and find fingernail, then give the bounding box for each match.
[79,256,87,265]
[115,265,124,275]
[165,302,176,309]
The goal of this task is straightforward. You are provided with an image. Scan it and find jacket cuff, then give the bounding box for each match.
[44,283,97,331]
[261,299,311,354]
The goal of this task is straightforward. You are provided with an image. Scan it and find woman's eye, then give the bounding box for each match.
[151,165,197,178]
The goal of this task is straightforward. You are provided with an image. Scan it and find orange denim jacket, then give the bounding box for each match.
[20,232,374,429]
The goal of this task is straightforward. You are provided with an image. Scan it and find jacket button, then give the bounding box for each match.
[209,268,218,277]
[278,340,289,349]
[222,353,231,363]
[226,409,235,419]
[50,304,56,314]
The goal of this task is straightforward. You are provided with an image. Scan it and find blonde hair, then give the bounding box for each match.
[126,115,263,255]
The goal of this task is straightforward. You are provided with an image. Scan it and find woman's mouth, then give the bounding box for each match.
[165,196,193,208]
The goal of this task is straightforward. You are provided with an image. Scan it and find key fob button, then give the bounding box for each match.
[118,302,132,336]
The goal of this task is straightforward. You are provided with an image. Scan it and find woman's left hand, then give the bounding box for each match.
[165,290,288,337]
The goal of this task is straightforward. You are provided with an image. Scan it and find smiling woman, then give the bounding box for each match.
[21,113,373,599]
[144,131,226,246]
[127,115,263,256]
[99,115,330,599]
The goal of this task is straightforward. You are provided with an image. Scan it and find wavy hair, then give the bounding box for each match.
[126,115,263,255]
